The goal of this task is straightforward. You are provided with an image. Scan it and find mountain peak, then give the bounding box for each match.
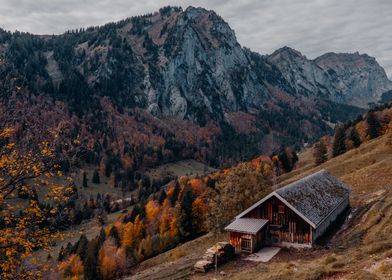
[270,46,305,59]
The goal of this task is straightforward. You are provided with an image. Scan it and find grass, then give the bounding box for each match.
[146,159,217,179]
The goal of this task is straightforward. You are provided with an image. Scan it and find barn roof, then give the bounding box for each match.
[225,218,269,234]
[236,170,351,228]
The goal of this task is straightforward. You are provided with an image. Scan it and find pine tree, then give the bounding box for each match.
[332,125,346,157]
[158,189,167,204]
[84,239,100,280]
[75,234,89,261]
[105,159,112,178]
[92,169,100,184]
[58,246,65,262]
[313,141,328,165]
[65,242,74,257]
[98,228,106,248]
[170,181,180,206]
[109,226,121,247]
[176,186,195,241]
[349,127,362,148]
[366,112,381,139]
[82,172,88,188]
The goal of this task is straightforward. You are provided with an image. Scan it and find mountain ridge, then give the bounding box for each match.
[0,5,389,169]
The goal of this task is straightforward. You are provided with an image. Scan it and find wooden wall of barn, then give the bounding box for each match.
[312,195,350,241]
[244,196,312,245]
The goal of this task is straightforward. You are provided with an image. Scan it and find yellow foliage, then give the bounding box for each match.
[0,127,71,279]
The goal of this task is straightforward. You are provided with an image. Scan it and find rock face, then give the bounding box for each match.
[268,47,392,108]
[315,52,392,107]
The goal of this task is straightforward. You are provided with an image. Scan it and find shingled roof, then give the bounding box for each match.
[237,170,351,228]
[225,218,269,234]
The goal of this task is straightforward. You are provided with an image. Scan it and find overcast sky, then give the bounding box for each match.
[1,0,391,77]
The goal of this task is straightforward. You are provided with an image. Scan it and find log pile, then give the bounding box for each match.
[194,242,235,273]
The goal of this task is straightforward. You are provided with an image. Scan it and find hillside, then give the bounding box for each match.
[126,133,392,280]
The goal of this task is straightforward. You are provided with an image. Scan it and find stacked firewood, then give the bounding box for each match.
[194,242,235,273]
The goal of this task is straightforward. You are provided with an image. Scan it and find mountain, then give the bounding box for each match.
[0,6,390,170]
[268,46,392,108]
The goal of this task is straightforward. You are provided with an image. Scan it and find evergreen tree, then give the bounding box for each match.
[176,186,195,241]
[313,141,328,165]
[58,246,65,262]
[64,242,74,258]
[98,228,106,248]
[158,189,167,204]
[278,148,298,172]
[92,169,100,184]
[170,181,180,206]
[332,125,346,157]
[105,159,112,178]
[109,226,121,247]
[349,127,362,148]
[82,172,88,188]
[366,112,381,139]
[84,239,100,280]
[75,234,89,261]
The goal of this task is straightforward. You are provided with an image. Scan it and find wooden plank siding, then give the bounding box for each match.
[229,230,266,253]
[243,196,312,245]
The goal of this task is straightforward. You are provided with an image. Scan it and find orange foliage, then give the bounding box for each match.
[192,197,207,233]
[99,239,126,280]
[59,254,84,279]
[122,215,145,249]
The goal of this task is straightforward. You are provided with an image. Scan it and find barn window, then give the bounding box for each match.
[278,205,285,214]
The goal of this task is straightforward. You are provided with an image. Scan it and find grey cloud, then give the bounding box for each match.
[0,0,391,77]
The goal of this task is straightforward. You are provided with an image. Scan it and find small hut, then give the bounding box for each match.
[225,170,351,253]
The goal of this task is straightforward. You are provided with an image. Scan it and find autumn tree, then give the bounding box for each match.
[145,200,160,235]
[0,128,72,279]
[205,163,271,231]
[122,215,145,255]
[191,197,207,233]
[313,140,328,165]
[99,238,126,280]
[59,254,84,279]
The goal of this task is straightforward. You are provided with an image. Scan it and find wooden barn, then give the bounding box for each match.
[225,170,351,253]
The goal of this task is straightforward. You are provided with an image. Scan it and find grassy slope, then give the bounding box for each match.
[128,135,392,280]
[146,159,218,179]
